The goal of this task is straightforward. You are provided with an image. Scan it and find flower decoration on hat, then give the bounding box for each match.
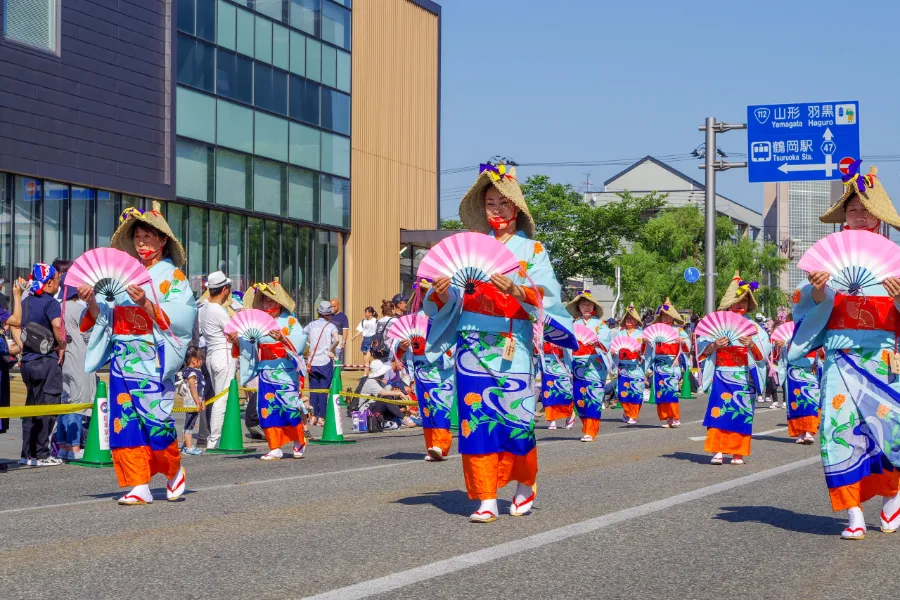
[252,282,271,294]
[736,280,760,297]
[119,206,144,223]
[841,159,878,194]
[479,158,518,183]
[656,303,671,316]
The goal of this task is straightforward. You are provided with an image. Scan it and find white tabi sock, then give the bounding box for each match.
[848,506,865,531]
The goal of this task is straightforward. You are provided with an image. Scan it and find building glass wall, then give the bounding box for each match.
[787,181,835,290]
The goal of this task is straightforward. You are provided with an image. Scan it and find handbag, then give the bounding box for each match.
[21,298,56,355]
[366,411,384,433]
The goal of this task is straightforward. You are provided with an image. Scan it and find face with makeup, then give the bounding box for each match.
[844,196,880,231]
[729,295,750,315]
[578,299,595,317]
[260,295,282,316]
[133,224,167,265]
[484,187,518,234]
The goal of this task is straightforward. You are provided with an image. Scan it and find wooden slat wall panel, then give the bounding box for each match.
[345,0,438,366]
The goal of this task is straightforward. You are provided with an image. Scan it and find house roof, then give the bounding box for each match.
[600,155,761,217]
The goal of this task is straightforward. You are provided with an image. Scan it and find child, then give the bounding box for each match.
[180,347,206,456]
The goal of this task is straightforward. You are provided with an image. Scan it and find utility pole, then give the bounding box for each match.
[697,117,748,314]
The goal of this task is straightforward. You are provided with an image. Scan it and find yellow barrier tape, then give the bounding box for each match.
[0,403,93,419]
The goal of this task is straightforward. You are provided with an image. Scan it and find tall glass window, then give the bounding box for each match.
[336,50,351,93]
[188,205,208,294]
[253,158,285,215]
[217,0,237,50]
[5,0,60,53]
[289,30,306,76]
[289,122,320,170]
[297,226,313,321]
[272,23,290,70]
[166,203,186,251]
[196,0,216,42]
[281,224,298,301]
[70,187,95,259]
[289,76,319,125]
[43,181,68,262]
[96,191,118,247]
[216,99,254,153]
[321,132,350,178]
[321,1,351,49]
[217,49,253,104]
[288,167,316,221]
[254,112,289,162]
[13,176,40,279]
[254,16,273,63]
[176,140,214,202]
[265,220,280,279]
[209,209,227,274]
[328,231,340,300]
[254,0,285,21]
[236,7,255,56]
[321,45,337,88]
[228,212,246,290]
[216,150,252,209]
[321,88,350,135]
[248,217,263,285]
[177,35,216,92]
[254,64,288,115]
[305,38,321,83]
[177,0,196,34]
[176,87,216,143]
[290,0,319,35]
[313,229,330,305]
[320,174,349,228]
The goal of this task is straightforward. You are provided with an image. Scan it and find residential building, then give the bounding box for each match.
[0,0,440,365]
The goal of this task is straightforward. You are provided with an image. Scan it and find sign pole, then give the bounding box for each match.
[703,117,717,316]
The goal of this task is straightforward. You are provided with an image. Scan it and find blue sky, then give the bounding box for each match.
[437,0,900,220]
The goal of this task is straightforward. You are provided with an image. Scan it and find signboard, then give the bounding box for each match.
[747,101,860,183]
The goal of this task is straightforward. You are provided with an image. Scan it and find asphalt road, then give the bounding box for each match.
[1,398,895,600]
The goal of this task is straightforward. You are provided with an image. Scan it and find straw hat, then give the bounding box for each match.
[243,277,296,314]
[652,297,684,325]
[718,271,759,312]
[820,161,900,229]
[459,162,536,238]
[566,290,604,320]
[111,201,186,267]
[620,303,642,325]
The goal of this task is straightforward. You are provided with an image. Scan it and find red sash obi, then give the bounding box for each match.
[619,349,640,361]
[259,342,287,361]
[113,306,155,336]
[827,294,900,333]
[655,342,680,356]
[543,343,563,357]
[716,346,748,367]
[462,282,531,321]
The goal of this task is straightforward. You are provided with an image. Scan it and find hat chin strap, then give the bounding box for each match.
[488,215,517,231]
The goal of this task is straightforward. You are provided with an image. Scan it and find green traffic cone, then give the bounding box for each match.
[206,379,255,454]
[449,392,459,433]
[648,375,657,405]
[70,380,113,468]
[311,364,356,445]
[680,368,694,399]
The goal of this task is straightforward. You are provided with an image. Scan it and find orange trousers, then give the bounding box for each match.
[657,402,680,421]
[112,442,181,488]
[622,403,641,420]
[829,470,900,512]
[582,417,600,438]
[704,427,751,455]
[264,423,307,450]
[423,427,452,456]
[461,449,538,500]
[544,404,574,421]
[787,415,820,437]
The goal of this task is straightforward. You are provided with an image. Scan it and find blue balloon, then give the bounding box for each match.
[684,267,701,284]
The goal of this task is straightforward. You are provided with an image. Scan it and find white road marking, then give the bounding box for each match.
[300,457,820,600]
[689,426,789,442]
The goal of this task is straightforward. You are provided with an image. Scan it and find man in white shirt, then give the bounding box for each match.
[303,301,341,426]
[198,271,235,449]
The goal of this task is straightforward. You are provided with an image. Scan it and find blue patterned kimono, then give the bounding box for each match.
[572,316,611,421]
[403,344,455,431]
[613,328,644,407]
[700,320,770,436]
[424,232,572,457]
[645,329,690,406]
[239,311,308,432]
[540,344,573,415]
[84,259,196,452]
[790,283,900,499]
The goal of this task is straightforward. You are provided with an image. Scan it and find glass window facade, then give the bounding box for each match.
[167,0,351,311]
[4,0,59,53]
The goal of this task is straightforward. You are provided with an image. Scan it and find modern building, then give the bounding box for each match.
[580,156,763,315]
[585,156,763,239]
[0,0,440,361]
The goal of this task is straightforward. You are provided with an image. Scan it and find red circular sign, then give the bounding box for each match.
[839,157,855,175]
[25,180,36,196]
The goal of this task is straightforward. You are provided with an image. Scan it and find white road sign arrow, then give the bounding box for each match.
[778,154,839,175]
[823,127,834,141]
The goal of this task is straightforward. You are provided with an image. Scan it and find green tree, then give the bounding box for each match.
[440,216,464,230]
[613,205,787,316]
[522,175,666,289]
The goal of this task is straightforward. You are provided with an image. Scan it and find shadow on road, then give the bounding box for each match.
[661,451,713,465]
[714,505,842,535]
[754,435,801,445]
[394,490,512,517]
[381,452,425,460]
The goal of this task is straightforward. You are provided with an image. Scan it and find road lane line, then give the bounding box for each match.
[0,417,715,516]
[300,457,820,600]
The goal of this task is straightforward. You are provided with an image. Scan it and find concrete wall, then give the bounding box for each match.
[0,0,173,199]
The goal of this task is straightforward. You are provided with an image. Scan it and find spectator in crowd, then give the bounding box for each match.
[0,276,24,436]
[58,279,96,461]
[179,347,206,456]
[392,294,408,317]
[359,359,417,429]
[14,264,66,467]
[303,301,340,426]
[351,306,377,366]
[369,300,396,363]
[52,258,73,301]
[0,274,10,311]
[329,298,350,363]
[199,271,235,450]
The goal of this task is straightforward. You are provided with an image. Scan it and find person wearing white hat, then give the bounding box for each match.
[199,271,235,450]
[303,301,341,426]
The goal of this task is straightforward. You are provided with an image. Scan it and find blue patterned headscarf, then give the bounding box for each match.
[28,263,57,295]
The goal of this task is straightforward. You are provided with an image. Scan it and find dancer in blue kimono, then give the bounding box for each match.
[79,204,196,505]
[540,341,574,430]
[613,304,644,424]
[791,162,900,539]
[425,161,573,523]
[772,320,821,445]
[567,291,611,441]
[645,298,690,428]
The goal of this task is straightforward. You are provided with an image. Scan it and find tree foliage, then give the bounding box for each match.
[440,217,464,230]
[522,175,666,287]
[613,205,787,316]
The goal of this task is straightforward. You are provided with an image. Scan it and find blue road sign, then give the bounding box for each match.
[684,267,701,284]
[746,101,860,183]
